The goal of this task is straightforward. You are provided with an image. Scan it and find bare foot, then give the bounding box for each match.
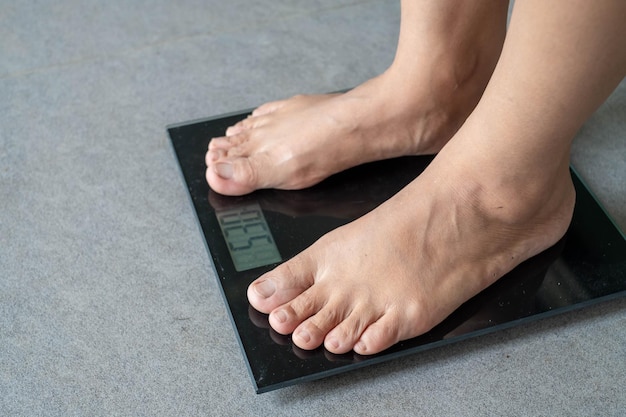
[205,84,436,195]
[243,0,626,356]
[205,1,508,196]
[246,136,576,355]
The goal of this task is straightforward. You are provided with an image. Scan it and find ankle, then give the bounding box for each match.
[381,48,491,154]
[452,158,575,233]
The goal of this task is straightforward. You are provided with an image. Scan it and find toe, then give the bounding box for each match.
[208,134,248,151]
[224,116,252,136]
[208,136,231,150]
[268,290,326,339]
[225,122,247,137]
[353,313,402,355]
[251,99,288,117]
[288,299,349,350]
[247,255,315,314]
[226,114,268,136]
[205,153,269,196]
[324,307,380,354]
[205,148,223,166]
[292,321,333,351]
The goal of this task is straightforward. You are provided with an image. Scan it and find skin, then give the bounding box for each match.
[205,0,509,195]
[206,0,626,355]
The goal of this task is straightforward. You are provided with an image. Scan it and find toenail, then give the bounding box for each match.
[326,337,340,351]
[214,162,233,179]
[296,329,311,344]
[253,279,275,298]
[208,150,219,162]
[273,309,288,323]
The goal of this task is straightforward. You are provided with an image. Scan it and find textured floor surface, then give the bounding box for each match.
[1,1,624,416]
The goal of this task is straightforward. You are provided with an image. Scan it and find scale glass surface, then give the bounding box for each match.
[168,110,626,394]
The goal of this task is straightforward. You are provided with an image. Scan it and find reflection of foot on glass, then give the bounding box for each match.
[206,0,626,355]
[247,305,291,346]
[441,236,566,340]
[208,156,432,221]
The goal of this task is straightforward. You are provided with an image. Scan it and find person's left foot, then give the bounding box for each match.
[205,72,473,196]
[204,1,507,197]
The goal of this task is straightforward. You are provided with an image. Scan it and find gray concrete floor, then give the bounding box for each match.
[1,1,624,415]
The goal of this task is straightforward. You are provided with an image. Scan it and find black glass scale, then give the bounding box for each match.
[168,110,626,394]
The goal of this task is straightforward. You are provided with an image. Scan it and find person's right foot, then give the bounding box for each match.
[246,129,576,355]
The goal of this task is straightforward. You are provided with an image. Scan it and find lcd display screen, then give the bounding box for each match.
[216,202,282,271]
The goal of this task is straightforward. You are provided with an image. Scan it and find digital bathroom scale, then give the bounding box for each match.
[168,110,626,394]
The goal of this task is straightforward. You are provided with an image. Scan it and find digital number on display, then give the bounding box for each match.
[215,203,282,272]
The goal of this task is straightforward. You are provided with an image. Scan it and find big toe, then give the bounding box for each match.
[247,257,314,314]
[206,153,269,196]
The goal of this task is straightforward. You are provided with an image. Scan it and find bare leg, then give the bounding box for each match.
[205,0,508,195]
[247,0,626,355]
